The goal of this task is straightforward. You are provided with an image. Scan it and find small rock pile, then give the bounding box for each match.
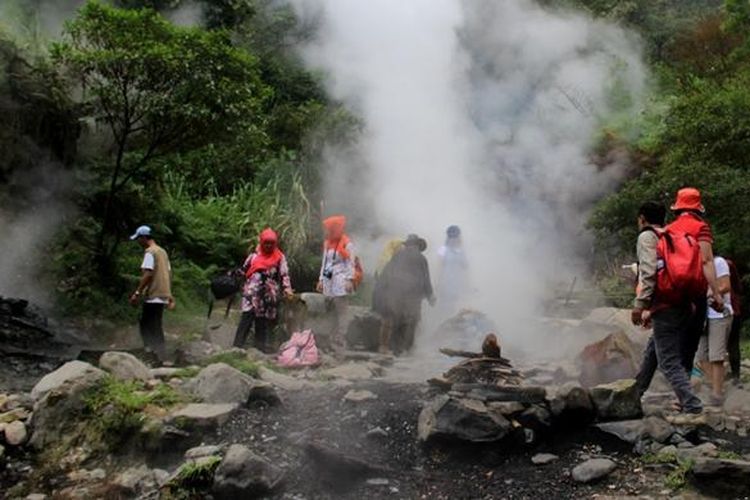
[419,335,645,446]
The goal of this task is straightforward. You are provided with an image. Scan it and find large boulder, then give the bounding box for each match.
[590,379,642,421]
[322,362,383,380]
[577,331,640,387]
[212,444,283,499]
[29,361,106,449]
[418,395,512,444]
[30,360,105,401]
[549,382,595,425]
[185,363,279,406]
[345,307,382,352]
[99,352,150,382]
[690,457,750,497]
[174,341,226,366]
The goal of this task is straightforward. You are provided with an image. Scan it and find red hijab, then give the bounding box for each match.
[246,228,284,277]
[323,215,351,260]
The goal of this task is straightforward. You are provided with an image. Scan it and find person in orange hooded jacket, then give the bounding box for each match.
[317,215,356,350]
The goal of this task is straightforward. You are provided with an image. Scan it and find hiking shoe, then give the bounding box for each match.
[666,412,706,426]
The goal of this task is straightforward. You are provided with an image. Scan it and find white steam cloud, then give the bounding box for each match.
[291,0,646,360]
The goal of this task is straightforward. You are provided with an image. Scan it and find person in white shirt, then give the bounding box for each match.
[695,255,733,404]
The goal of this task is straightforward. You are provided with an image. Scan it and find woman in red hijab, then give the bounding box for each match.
[233,228,293,352]
[317,215,356,350]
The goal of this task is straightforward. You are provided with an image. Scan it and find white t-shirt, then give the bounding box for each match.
[141,253,169,304]
[707,256,733,319]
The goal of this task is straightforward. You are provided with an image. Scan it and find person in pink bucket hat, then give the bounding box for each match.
[667,187,724,377]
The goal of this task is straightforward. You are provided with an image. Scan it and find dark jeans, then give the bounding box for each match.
[140,303,166,360]
[233,311,271,352]
[635,306,702,413]
[680,297,707,374]
[728,315,744,380]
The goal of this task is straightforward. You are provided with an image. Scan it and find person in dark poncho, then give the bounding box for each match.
[377,234,435,355]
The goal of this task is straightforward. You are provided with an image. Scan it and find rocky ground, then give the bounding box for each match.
[1,302,750,499]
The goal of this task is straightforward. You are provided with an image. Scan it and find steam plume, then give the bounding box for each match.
[291,0,646,356]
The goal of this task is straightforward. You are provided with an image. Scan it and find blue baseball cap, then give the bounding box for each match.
[129,225,152,240]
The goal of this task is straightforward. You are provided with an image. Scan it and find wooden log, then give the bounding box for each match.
[440,348,512,366]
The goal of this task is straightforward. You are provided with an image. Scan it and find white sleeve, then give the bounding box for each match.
[714,257,730,278]
[141,253,155,270]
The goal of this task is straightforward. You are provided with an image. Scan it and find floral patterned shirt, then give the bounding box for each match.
[240,253,293,319]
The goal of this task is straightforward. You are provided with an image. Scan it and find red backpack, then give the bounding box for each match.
[654,227,707,304]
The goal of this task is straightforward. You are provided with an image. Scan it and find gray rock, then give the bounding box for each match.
[531,453,559,465]
[0,407,30,423]
[29,362,106,449]
[589,379,642,420]
[175,341,225,365]
[257,366,313,391]
[595,420,645,444]
[643,416,674,443]
[30,360,105,401]
[4,420,28,446]
[99,351,151,381]
[343,390,377,402]
[24,495,47,500]
[213,444,283,499]
[418,395,512,444]
[345,307,382,351]
[322,362,383,380]
[169,403,238,429]
[185,445,223,460]
[300,292,328,315]
[724,387,750,414]
[571,458,617,483]
[675,442,718,461]
[551,383,595,422]
[487,401,525,416]
[690,457,750,496]
[185,363,279,406]
[111,465,168,497]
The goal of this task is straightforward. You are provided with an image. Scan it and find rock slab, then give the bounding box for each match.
[690,457,750,496]
[531,453,559,465]
[572,458,617,483]
[186,363,279,406]
[170,403,238,429]
[99,351,151,381]
[418,395,511,443]
[213,444,283,499]
[30,360,105,401]
[589,379,642,420]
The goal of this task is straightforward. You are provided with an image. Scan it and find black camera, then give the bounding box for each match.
[322,268,334,279]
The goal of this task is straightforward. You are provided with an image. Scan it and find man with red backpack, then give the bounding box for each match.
[632,201,703,414]
[665,188,724,373]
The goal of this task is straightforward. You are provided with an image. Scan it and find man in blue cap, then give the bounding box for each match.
[129,225,173,362]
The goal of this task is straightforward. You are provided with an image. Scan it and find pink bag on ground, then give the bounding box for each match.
[277,329,320,367]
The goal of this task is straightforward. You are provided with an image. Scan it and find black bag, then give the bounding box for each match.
[211,272,243,300]
[207,270,243,320]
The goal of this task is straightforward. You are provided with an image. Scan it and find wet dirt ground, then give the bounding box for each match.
[216,380,665,500]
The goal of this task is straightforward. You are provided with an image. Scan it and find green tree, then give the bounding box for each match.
[51,1,270,272]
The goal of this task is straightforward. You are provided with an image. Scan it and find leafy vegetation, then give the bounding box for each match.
[641,451,693,491]
[83,375,185,449]
[164,455,222,498]
[202,351,260,377]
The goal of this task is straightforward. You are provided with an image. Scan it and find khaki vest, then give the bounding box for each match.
[145,244,172,300]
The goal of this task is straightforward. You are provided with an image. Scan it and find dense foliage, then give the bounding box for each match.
[1,0,337,318]
[1,0,749,319]
[587,0,750,299]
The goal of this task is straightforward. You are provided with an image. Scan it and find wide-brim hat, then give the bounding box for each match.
[670,187,705,213]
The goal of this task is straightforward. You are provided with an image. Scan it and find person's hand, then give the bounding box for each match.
[316,281,323,293]
[631,308,644,326]
[167,297,176,311]
[711,293,725,313]
[345,280,354,294]
[128,292,140,307]
[284,290,295,301]
[641,309,652,329]
[428,295,437,307]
